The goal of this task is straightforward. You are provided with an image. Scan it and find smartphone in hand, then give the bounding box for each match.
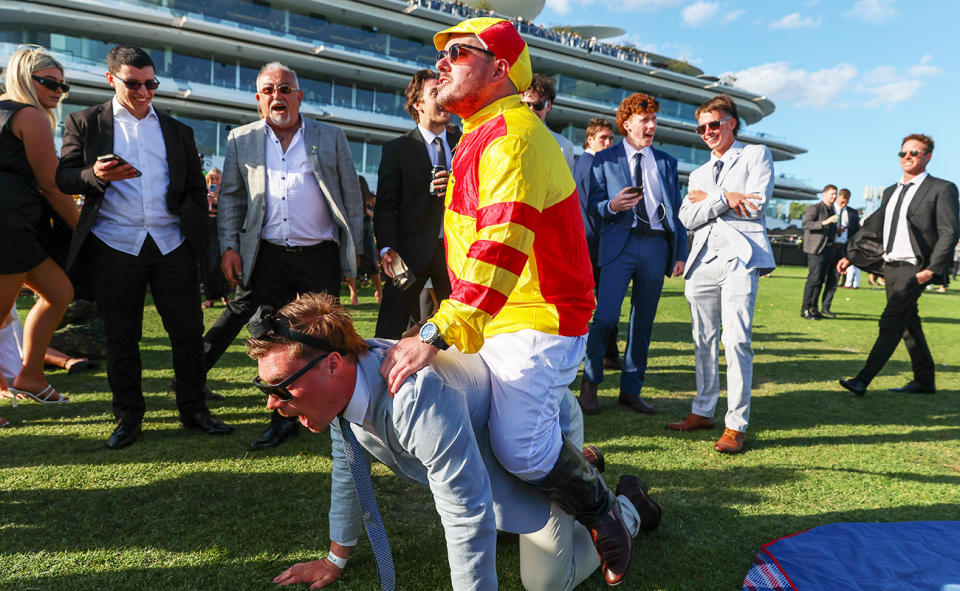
[97,153,142,177]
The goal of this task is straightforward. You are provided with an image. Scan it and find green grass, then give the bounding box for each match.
[2,266,959,590]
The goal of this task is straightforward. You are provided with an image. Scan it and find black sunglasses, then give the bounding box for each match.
[259,84,299,95]
[525,99,549,111]
[898,149,927,158]
[436,43,495,63]
[113,74,160,91]
[32,75,69,93]
[253,351,331,402]
[695,116,732,135]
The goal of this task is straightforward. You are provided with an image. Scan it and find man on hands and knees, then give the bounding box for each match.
[249,294,661,591]
[801,185,840,319]
[380,18,635,586]
[56,45,233,449]
[838,134,958,396]
[579,93,688,416]
[374,70,459,339]
[207,61,363,449]
[667,94,775,454]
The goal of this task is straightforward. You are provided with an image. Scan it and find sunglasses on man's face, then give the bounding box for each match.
[113,74,160,91]
[32,75,69,93]
[253,352,331,402]
[898,149,927,158]
[259,84,299,95]
[436,43,495,64]
[695,116,732,135]
[524,99,549,111]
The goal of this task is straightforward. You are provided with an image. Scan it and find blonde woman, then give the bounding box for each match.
[0,45,80,415]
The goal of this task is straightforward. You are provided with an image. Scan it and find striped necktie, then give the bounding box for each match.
[339,416,396,591]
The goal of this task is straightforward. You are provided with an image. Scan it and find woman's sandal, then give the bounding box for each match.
[7,384,70,404]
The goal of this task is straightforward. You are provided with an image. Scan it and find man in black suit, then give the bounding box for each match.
[56,45,233,449]
[374,69,461,338]
[838,133,959,396]
[800,184,839,319]
[821,188,861,315]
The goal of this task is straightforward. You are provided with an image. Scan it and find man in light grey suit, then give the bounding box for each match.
[246,293,661,591]
[667,94,775,455]
[209,62,363,449]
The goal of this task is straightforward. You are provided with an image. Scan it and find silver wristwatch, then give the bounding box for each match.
[418,321,449,350]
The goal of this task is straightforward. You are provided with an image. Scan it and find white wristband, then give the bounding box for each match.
[325,552,348,569]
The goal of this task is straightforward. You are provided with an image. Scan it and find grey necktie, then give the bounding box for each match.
[338,416,396,591]
[433,137,447,170]
[885,182,912,254]
[713,159,724,182]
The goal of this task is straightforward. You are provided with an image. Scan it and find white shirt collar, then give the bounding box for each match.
[417,124,447,146]
[341,358,371,426]
[899,171,928,187]
[111,96,158,122]
[623,140,652,164]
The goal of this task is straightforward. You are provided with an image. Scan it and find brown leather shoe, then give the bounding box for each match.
[579,379,600,415]
[714,428,745,454]
[618,392,656,414]
[666,413,715,431]
[582,445,604,473]
[589,501,633,586]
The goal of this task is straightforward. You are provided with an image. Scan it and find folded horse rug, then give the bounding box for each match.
[743,521,960,590]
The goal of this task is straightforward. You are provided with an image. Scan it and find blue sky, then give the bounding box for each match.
[538,0,958,208]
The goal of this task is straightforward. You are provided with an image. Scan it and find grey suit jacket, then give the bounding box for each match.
[217,118,363,285]
[801,201,837,255]
[328,342,577,590]
[680,141,775,278]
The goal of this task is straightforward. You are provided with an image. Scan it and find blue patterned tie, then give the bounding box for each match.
[338,416,396,591]
[714,159,724,182]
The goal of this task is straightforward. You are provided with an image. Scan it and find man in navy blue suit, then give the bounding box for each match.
[573,118,619,380]
[578,93,687,415]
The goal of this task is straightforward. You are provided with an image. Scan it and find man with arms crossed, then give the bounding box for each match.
[57,45,233,449]
[667,94,775,454]
[800,185,839,319]
[381,18,635,585]
[250,293,661,590]
[209,62,363,449]
[838,134,958,396]
[374,69,460,339]
[579,93,688,415]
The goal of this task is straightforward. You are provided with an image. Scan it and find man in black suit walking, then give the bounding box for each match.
[56,45,233,448]
[838,133,959,396]
[801,184,840,319]
[374,69,461,338]
[821,188,860,315]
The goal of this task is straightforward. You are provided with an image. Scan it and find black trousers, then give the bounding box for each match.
[91,235,206,424]
[802,250,833,312]
[374,240,451,339]
[203,241,341,426]
[856,262,935,386]
[821,243,845,312]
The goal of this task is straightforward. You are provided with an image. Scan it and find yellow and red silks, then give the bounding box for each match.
[432,95,595,353]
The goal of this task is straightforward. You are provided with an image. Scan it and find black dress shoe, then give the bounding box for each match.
[819,310,836,319]
[107,422,141,449]
[839,377,867,396]
[801,309,822,320]
[180,411,235,435]
[618,392,656,414]
[250,419,300,450]
[616,475,661,531]
[890,381,936,394]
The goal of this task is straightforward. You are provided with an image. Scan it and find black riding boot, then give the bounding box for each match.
[537,438,632,586]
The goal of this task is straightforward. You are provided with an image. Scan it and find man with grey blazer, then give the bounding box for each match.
[667,94,775,455]
[247,293,661,591]
[800,185,840,319]
[207,62,363,449]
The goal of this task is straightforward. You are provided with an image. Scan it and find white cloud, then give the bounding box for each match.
[860,79,922,107]
[681,1,720,27]
[908,55,940,77]
[721,62,858,107]
[846,0,898,24]
[769,12,822,29]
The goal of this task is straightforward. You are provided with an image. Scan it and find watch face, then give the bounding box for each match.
[420,322,438,342]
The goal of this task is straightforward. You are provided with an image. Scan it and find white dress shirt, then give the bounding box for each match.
[883,171,928,264]
[417,124,453,169]
[92,97,182,256]
[621,141,665,231]
[834,204,850,244]
[261,121,337,247]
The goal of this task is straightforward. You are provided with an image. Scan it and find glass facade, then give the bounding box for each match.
[554,74,701,123]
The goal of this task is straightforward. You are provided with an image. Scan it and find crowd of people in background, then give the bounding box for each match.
[1,15,958,590]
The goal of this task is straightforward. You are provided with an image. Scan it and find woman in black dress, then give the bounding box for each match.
[0,45,80,420]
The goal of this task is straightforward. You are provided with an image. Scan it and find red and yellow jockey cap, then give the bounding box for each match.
[433,17,532,93]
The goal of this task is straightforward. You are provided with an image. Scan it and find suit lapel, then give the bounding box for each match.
[716,143,743,186]
[96,102,115,160]
[250,120,267,201]
[407,128,432,171]
[653,150,675,232]
[615,142,631,189]
[157,112,178,207]
[906,176,933,216]
[304,120,335,206]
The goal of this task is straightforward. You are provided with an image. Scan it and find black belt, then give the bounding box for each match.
[884,260,919,268]
[260,240,335,253]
